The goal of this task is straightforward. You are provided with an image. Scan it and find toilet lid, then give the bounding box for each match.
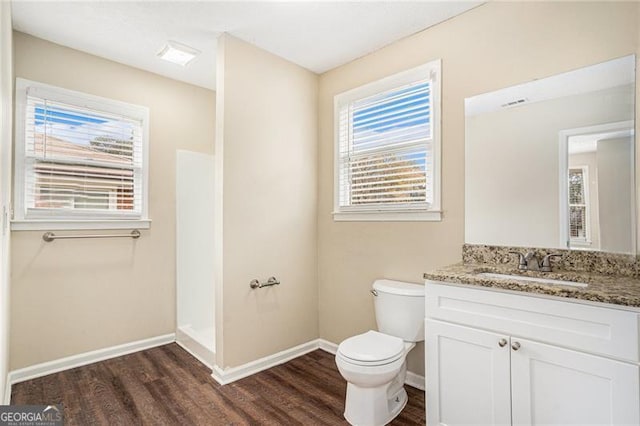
[338,330,404,364]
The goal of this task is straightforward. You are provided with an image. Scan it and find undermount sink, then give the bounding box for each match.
[478,272,588,288]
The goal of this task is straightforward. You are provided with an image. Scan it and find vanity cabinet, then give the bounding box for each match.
[425,282,640,426]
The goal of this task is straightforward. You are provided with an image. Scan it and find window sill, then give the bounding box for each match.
[11,219,152,231]
[332,210,442,222]
[569,240,593,250]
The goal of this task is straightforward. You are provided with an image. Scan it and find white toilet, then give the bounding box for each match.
[335,279,425,426]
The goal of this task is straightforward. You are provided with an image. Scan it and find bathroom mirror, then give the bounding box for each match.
[465,55,636,254]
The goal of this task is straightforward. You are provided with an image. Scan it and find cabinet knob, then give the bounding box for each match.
[498,338,507,347]
[511,341,521,351]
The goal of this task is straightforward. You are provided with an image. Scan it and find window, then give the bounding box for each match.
[569,166,590,243]
[13,79,149,230]
[333,60,441,221]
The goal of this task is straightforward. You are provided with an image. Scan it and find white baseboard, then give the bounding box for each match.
[318,338,338,354]
[8,333,175,387]
[5,333,424,399]
[211,339,320,385]
[405,371,425,391]
[175,333,215,370]
[3,376,10,405]
[317,338,425,391]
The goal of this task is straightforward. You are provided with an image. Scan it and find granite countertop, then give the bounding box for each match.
[423,263,640,308]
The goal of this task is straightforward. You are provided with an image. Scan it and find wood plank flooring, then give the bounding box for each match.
[11,344,426,425]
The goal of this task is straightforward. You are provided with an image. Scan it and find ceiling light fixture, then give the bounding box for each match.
[157,41,200,66]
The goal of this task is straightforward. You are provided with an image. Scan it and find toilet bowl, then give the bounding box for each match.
[336,330,415,426]
[335,279,425,426]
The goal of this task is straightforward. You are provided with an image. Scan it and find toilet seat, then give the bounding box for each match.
[337,330,404,366]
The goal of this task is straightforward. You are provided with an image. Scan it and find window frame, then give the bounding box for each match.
[568,165,591,245]
[332,60,442,222]
[12,78,150,231]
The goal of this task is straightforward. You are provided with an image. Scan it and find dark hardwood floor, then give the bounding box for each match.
[11,344,426,425]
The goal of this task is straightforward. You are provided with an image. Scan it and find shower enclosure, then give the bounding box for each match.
[176,150,215,366]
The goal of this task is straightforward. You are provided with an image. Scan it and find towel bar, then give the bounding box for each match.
[249,276,280,289]
[42,229,141,242]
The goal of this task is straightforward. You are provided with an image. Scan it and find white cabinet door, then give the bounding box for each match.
[426,320,512,426]
[511,338,640,426]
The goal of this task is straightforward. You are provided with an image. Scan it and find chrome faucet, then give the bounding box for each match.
[540,253,563,272]
[509,251,528,270]
[509,251,562,272]
[524,251,540,271]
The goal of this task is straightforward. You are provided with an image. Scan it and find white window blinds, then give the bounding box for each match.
[335,61,440,219]
[15,80,148,223]
[569,167,589,241]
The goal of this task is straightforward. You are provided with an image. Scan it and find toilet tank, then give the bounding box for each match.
[373,279,425,342]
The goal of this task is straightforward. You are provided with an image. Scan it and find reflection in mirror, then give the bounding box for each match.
[563,121,634,253]
[465,55,635,254]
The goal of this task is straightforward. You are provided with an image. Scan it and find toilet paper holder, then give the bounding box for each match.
[249,276,280,289]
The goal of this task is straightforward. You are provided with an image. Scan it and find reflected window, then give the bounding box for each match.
[569,167,589,242]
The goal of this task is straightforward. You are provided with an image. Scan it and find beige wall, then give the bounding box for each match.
[215,34,318,368]
[318,1,639,376]
[0,1,13,402]
[10,32,215,369]
[597,136,634,253]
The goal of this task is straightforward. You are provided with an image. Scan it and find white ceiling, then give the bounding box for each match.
[568,129,634,155]
[11,1,482,90]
